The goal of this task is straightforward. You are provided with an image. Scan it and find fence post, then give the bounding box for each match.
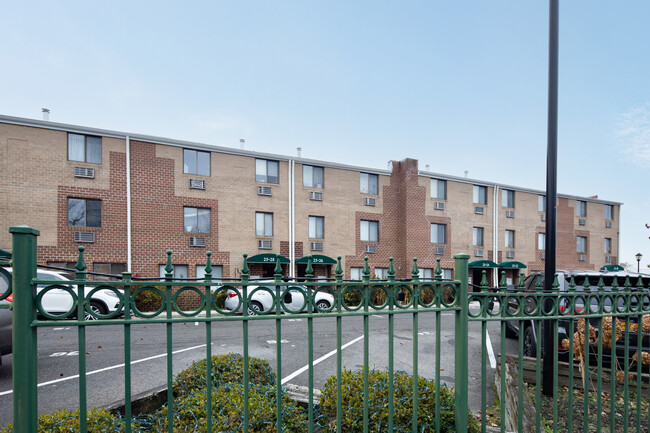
[10,225,40,433]
[453,253,470,432]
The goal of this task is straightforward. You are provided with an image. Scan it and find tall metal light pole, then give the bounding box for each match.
[636,253,642,273]
[543,0,559,396]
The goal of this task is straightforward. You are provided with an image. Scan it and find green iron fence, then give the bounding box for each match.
[4,225,650,432]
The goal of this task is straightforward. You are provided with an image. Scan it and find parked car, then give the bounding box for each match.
[224,283,334,315]
[0,267,121,320]
[0,298,11,365]
[505,270,650,368]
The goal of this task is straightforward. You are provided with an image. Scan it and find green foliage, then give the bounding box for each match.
[318,369,479,433]
[0,408,127,433]
[152,384,306,432]
[212,288,227,309]
[343,287,362,307]
[134,286,163,312]
[172,353,275,397]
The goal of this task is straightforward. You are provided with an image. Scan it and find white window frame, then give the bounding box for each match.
[68,198,102,227]
[374,267,388,280]
[255,212,273,237]
[604,238,612,254]
[350,267,363,280]
[255,159,279,184]
[538,195,546,212]
[183,149,210,176]
[473,227,484,247]
[308,216,324,239]
[604,205,613,220]
[505,230,515,249]
[576,200,587,217]
[183,207,211,233]
[360,173,378,195]
[360,220,379,242]
[577,236,587,253]
[303,165,324,188]
[159,264,188,279]
[68,133,101,164]
[502,189,515,208]
[196,264,223,282]
[430,179,447,200]
[473,185,487,205]
[538,233,546,250]
[419,268,433,280]
[431,223,446,244]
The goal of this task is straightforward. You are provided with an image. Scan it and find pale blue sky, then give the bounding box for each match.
[2,1,649,269]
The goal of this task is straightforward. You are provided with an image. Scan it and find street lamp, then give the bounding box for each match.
[636,253,642,273]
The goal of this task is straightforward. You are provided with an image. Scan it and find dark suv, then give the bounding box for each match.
[505,270,650,368]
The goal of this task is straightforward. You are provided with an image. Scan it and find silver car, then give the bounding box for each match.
[224,283,334,315]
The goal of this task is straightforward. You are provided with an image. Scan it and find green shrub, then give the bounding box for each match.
[318,369,479,433]
[213,288,227,309]
[0,408,127,433]
[134,286,163,312]
[172,353,276,397]
[152,384,306,432]
[343,287,362,307]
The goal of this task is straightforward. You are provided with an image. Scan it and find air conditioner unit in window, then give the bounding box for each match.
[474,249,484,257]
[434,201,445,210]
[364,245,376,253]
[189,237,206,247]
[310,242,323,251]
[579,254,586,262]
[506,250,515,259]
[506,210,515,218]
[605,256,612,263]
[475,207,484,215]
[579,219,586,226]
[258,240,272,249]
[74,232,95,243]
[434,246,445,255]
[73,167,95,179]
[605,221,612,228]
[541,214,546,222]
[258,186,272,196]
[310,191,323,201]
[364,197,376,206]
[189,179,206,190]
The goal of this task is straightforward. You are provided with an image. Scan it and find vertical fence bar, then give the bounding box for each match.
[273,256,283,432]
[307,256,315,433]
[624,278,631,433]
[582,277,591,432]
[635,276,645,433]
[164,251,174,433]
[241,254,250,433]
[567,275,576,432]
[361,256,370,433]
[74,247,88,433]
[204,252,213,433]
[535,276,542,433]
[596,278,605,431]
[498,272,507,433]
[411,258,420,433]
[122,272,133,433]
[387,258,395,432]
[517,274,526,433]
[434,260,442,433]
[479,271,488,433]
[10,225,40,433]
[453,253,469,432]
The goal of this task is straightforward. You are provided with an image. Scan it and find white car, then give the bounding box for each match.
[0,267,121,320]
[224,283,334,315]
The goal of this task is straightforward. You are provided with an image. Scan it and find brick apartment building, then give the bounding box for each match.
[0,114,621,287]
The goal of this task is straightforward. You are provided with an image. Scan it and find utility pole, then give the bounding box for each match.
[543,0,559,396]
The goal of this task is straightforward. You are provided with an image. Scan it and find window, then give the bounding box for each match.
[576,200,587,217]
[68,133,101,164]
[374,268,388,280]
[92,263,127,280]
[538,233,546,250]
[360,173,378,195]
[430,179,446,200]
[604,205,613,220]
[360,220,379,242]
[577,236,587,253]
[183,149,210,176]
[255,159,279,184]
[303,165,324,188]
[183,207,211,233]
[430,223,446,244]
[68,198,101,227]
[196,265,223,282]
[159,264,188,279]
[256,212,273,236]
[502,189,514,208]
[473,185,487,205]
[473,227,484,247]
[350,267,363,280]
[505,230,515,249]
[309,216,324,239]
[442,269,453,280]
[419,268,433,280]
[538,195,546,212]
[604,238,611,254]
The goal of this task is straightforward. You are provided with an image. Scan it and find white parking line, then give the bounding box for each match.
[0,344,207,397]
[486,330,497,369]
[281,335,364,385]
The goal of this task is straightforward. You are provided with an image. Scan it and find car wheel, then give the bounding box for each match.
[505,322,518,339]
[315,300,331,311]
[247,301,263,316]
[85,301,107,320]
[523,325,536,357]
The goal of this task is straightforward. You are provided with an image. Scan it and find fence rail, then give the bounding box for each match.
[4,225,650,432]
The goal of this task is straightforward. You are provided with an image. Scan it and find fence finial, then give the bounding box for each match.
[499,271,507,289]
[362,256,370,283]
[205,251,212,275]
[411,258,419,282]
[519,272,526,289]
[434,258,442,280]
[480,270,489,288]
[75,246,87,272]
[274,254,283,280]
[387,257,395,282]
[241,253,249,283]
[165,250,173,276]
[335,256,343,280]
[305,255,314,279]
